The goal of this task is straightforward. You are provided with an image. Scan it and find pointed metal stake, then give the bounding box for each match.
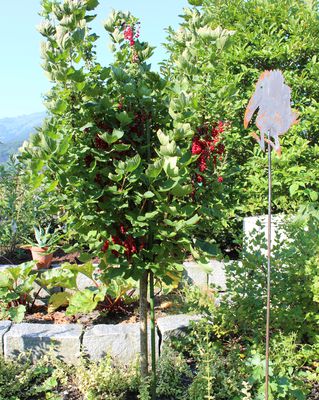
[265,129,272,400]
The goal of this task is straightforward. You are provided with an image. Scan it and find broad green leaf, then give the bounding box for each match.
[114,143,131,151]
[160,141,177,157]
[85,0,99,11]
[66,287,106,316]
[143,191,155,198]
[116,111,133,126]
[289,183,300,196]
[309,191,318,201]
[171,183,193,197]
[137,211,159,221]
[100,129,124,144]
[125,154,141,173]
[8,305,26,323]
[157,130,170,145]
[146,159,163,179]
[48,292,71,313]
[163,156,179,177]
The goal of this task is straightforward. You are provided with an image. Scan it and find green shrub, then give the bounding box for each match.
[0,262,37,322]
[164,0,319,249]
[0,354,66,400]
[75,356,139,400]
[215,207,319,341]
[156,346,192,399]
[0,158,43,258]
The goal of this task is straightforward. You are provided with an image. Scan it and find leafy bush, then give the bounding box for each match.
[156,346,192,399]
[0,158,45,259]
[215,207,319,341]
[40,262,138,316]
[0,262,37,322]
[164,0,319,250]
[0,354,65,400]
[75,356,139,400]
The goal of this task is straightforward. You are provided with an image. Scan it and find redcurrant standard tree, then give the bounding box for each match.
[22,0,203,377]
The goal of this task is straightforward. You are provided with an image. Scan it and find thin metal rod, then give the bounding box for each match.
[149,271,156,400]
[265,130,272,400]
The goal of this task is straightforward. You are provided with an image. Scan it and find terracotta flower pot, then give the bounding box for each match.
[30,247,53,269]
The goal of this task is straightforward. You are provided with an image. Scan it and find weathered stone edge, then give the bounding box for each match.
[1,314,200,362]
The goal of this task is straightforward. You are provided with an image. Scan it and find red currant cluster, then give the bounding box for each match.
[94,134,109,150]
[191,121,226,185]
[123,22,140,46]
[101,224,144,260]
[84,154,94,167]
[130,111,150,136]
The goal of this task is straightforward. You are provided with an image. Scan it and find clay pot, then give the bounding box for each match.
[30,247,53,269]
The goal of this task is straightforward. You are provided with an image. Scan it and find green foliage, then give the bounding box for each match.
[20,1,220,286]
[214,208,319,341]
[0,262,37,322]
[24,224,63,251]
[177,282,218,316]
[164,0,319,250]
[0,354,64,400]
[0,157,45,258]
[75,356,139,400]
[39,262,138,316]
[156,346,192,399]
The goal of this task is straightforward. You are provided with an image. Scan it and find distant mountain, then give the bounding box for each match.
[0,112,46,163]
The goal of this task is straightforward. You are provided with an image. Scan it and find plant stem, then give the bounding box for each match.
[149,271,156,400]
[140,270,149,378]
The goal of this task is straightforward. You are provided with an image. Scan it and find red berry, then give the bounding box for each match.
[101,240,109,252]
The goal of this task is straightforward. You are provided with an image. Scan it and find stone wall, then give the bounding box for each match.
[0,314,200,365]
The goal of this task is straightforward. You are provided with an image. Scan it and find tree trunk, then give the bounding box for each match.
[139,270,149,378]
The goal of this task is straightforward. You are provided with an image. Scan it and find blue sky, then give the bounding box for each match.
[0,1,189,119]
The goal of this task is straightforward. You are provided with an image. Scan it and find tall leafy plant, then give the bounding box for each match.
[20,0,217,378]
[164,0,319,251]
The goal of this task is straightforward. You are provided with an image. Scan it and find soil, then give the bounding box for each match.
[23,293,180,328]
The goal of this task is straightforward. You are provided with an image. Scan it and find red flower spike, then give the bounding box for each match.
[218,176,223,183]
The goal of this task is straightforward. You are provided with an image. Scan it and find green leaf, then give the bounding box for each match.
[8,305,26,323]
[160,141,177,157]
[163,157,179,177]
[137,211,159,221]
[310,191,318,201]
[48,292,71,313]
[85,0,99,10]
[188,0,203,5]
[125,154,141,173]
[100,129,124,145]
[50,99,67,115]
[194,239,219,256]
[114,143,131,151]
[146,160,163,179]
[143,191,155,198]
[157,130,170,145]
[289,183,300,196]
[116,112,133,126]
[171,183,193,197]
[66,287,106,316]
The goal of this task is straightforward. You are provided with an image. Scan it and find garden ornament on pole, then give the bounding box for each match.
[244,70,298,400]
